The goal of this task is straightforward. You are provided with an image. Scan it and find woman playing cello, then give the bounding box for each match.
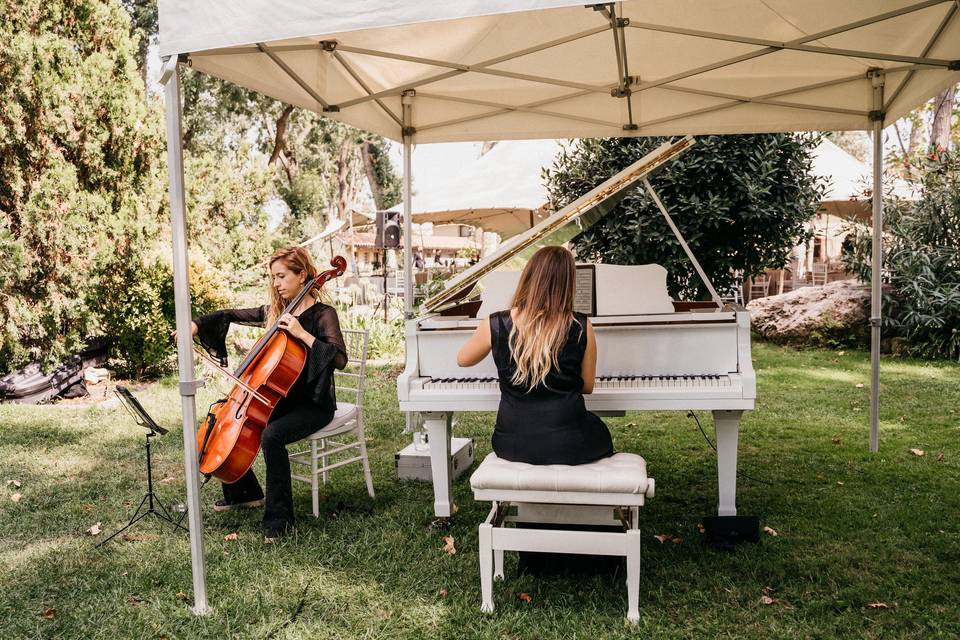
[176,246,348,541]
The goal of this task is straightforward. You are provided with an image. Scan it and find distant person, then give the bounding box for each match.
[414,250,425,270]
[433,249,442,266]
[456,246,613,465]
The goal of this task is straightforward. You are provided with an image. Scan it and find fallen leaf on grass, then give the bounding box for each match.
[836,481,844,486]
[175,591,187,600]
[831,437,842,445]
[223,533,238,541]
[855,383,864,388]
[438,589,448,598]
[761,595,780,605]
[10,493,21,503]
[127,595,144,607]
[82,504,94,513]
[763,526,778,537]
[87,522,102,536]
[937,452,945,462]
[452,503,459,515]
[910,449,925,457]
[625,422,637,428]
[517,592,532,603]
[159,477,176,484]
[866,602,890,609]
[654,534,672,544]
[837,350,845,356]
[7,480,21,488]
[442,535,456,555]
[696,523,705,534]
[671,537,682,545]
[762,586,775,595]
[41,608,55,620]
[123,534,160,542]
[853,407,861,412]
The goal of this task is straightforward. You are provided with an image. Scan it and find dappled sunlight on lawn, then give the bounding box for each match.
[5,448,97,477]
[0,536,76,571]
[768,367,866,386]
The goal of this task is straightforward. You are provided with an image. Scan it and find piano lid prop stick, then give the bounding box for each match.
[642,178,724,308]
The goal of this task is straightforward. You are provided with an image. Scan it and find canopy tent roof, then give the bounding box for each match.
[411,208,550,239]
[159,0,960,143]
[813,137,916,219]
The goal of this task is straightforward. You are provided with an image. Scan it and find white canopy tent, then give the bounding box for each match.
[157,0,960,613]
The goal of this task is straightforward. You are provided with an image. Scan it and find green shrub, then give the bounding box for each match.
[544,134,824,299]
[842,151,960,360]
[96,253,229,377]
[338,306,405,361]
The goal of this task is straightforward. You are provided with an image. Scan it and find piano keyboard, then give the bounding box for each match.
[422,374,732,391]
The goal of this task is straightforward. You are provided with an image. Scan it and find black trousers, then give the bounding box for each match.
[222,402,333,533]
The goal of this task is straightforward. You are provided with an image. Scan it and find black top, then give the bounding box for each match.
[489,310,613,465]
[194,302,347,413]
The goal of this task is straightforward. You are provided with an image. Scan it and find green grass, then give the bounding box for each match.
[1,343,959,639]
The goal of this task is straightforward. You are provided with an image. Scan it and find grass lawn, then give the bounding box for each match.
[1,342,958,639]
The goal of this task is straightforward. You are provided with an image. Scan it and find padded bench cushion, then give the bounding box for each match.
[470,452,649,496]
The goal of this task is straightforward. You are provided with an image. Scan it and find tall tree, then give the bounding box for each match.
[0,0,166,369]
[544,135,825,299]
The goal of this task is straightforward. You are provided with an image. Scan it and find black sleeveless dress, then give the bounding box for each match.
[489,310,614,465]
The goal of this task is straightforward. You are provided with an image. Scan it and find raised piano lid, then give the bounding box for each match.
[422,135,696,313]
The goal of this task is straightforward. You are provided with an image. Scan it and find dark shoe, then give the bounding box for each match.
[213,497,264,512]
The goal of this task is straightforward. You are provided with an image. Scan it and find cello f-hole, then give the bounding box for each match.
[235,390,248,420]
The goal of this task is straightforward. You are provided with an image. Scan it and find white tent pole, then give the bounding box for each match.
[869,69,885,453]
[402,90,414,318]
[401,90,415,436]
[161,56,209,614]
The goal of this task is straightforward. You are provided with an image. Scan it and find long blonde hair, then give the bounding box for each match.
[266,246,319,326]
[508,246,580,389]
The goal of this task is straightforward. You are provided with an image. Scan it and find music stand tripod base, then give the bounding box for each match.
[96,387,189,547]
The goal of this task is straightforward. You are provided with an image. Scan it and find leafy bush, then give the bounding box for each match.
[0,0,165,371]
[842,151,960,360]
[96,253,229,378]
[544,135,825,298]
[338,306,405,361]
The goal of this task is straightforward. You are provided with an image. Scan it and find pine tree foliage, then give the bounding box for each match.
[0,0,167,369]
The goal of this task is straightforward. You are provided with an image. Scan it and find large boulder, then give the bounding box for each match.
[747,280,870,347]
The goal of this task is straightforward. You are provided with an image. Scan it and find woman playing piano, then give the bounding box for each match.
[456,246,613,464]
[174,246,348,541]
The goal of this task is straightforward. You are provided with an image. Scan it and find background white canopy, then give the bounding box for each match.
[158,0,960,613]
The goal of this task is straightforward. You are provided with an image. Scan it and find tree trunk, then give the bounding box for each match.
[269,104,295,166]
[337,141,353,220]
[930,83,957,152]
[361,142,384,210]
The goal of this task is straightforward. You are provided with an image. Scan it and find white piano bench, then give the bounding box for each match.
[470,452,655,623]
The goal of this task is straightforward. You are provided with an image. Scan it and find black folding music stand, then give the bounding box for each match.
[96,386,187,547]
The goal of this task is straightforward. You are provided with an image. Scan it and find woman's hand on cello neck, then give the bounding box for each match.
[170,321,199,342]
[278,313,315,348]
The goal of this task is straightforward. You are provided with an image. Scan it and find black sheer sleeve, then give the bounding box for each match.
[298,304,349,407]
[194,306,267,366]
[315,305,348,370]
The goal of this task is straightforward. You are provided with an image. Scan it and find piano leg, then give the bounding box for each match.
[423,411,454,518]
[713,410,742,517]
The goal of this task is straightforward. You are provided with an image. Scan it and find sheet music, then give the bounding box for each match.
[574,265,595,316]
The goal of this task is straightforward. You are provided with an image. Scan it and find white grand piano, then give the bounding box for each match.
[397,137,755,519]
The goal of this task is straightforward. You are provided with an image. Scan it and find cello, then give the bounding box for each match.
[196,256,347,483]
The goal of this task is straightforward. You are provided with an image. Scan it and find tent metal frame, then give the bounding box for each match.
[159,0,960,614]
